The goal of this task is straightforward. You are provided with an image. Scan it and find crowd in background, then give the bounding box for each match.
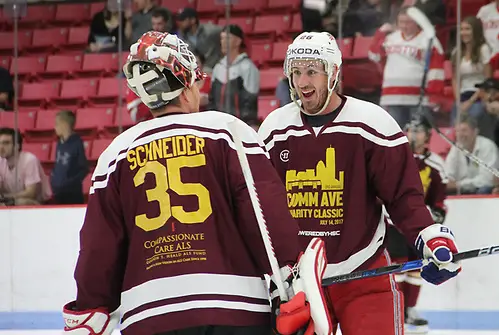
[1,0,499,206]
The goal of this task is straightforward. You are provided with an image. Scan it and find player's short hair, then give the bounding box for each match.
[56,110,76,129]
[0,127,23,151]
[151,7,171,22]
[457,114,478,129]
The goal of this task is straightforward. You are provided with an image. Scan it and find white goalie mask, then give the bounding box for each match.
[284,32,343,116]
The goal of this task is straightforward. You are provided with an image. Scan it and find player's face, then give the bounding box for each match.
[407,128,428,149]
[151,16,167,32]
[456,122,477,149]
[290,60,329,115]
[0,134,14,159]
[460,21,473,44]
[398,13,419,37]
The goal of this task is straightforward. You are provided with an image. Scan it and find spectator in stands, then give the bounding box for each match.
[209,24,259,124]
[0,66,13,111]
[0,128,51,206]
[151,7,175,33]
[368,6,445,128]
[125,0,157,44]
[477,0,499,53]
[51,111,89,205]
[88,2,128,53]
[451,16,492,123]
[343,0,386,37]
[402,0,446,25]
[476,78,499,146]
[194,52,211,110]
[176,8,222,73]
[445,115,499,194]
[126,86,151,123]
[276,78,292,107]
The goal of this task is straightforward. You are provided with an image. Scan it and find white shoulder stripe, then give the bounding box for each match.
[265,129,310,151]
[322,125,407,147]
[90,114,267,194]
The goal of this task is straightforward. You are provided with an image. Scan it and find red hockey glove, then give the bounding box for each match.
[63,301,119,334]
[416,224,462,285]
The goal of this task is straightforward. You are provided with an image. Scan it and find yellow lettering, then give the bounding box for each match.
[196,137,205,154]
[163,138,173,158]
[175,136,187,156]
[320,193,329,206]
[136,146,146,167]
[186,135,196,155]
[127,150,137,171]
[152,139,162,160]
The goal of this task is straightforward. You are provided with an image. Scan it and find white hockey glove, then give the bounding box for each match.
[270,238,333,335]
[62,301,119,335]
[415,224,461,285]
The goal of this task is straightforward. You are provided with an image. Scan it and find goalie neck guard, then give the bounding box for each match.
[123,31,204,110]
[284,32,343,116]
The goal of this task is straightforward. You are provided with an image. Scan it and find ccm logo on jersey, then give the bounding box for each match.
[287,48,321,56]
[280,149,290,162]
[298,230,340,237]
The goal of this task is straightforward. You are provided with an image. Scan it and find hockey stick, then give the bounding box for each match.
[227,121,288,301]
[322,245,499,286]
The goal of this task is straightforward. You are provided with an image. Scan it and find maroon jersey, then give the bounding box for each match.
[258,96,434,278]
[74,111,301,335]
[415,150,448,214]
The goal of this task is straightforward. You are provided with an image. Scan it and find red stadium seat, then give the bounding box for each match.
[31,109,60,133]
[338,38,354,60]
[91,77,127,104]
[270,41,289,64]
[258,97,279,120]
[0,31,32,54]
[231,0,266,13]
[90,138,113,160]
[75,107,115,134]
[218,17,254,34]
[19,5,56,28]
[43,54,83,79]
[196,0,223,17]
[29,28,69,53]
[89,2,105,18]
[106,107,135,133]
[79,53,121,77]
[351,36,373,60]
[267,0,301,11]
[163,0,197,14]
[83,140,92,159]
[10,56,46,80]
[20,82,61,107]
[429,128,455,158]
[54,79,98,107]
[252,14,291,36]
[288,12,302,34]
[54,3,91,24]
[23,142,52,163]
[66,26,91,50]
[260,68,284,93]
[249,43,272,66]
[0,56,10,69]
[0,111,36,132]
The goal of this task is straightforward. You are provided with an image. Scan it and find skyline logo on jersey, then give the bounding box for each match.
[285,147,345,227]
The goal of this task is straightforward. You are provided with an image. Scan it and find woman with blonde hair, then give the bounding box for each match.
[451,16,492,122]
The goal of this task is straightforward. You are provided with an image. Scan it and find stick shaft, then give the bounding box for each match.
[322,245,499,286]
[228,121,287,300]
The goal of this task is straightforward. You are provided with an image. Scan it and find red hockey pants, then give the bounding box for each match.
[323,251,404,335]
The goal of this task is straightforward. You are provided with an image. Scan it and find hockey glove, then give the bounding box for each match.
[415,224,461,285]
[63,301,119,335]
[270,238,332,335]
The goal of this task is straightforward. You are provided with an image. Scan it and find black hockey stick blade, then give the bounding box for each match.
[322,245,499,287]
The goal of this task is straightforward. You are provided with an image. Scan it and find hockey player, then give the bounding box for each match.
[258,31,461,335]
[61,32,329,335]
[386,116,448,334]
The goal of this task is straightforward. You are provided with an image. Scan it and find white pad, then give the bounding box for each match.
[63,301,120,335]
[416,224,455,260]
[295,238,333,335]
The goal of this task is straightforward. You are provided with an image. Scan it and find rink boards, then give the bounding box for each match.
[0,196,498,331]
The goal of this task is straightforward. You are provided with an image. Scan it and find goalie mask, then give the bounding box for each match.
[284,32,342,116]
[123,31,204,110]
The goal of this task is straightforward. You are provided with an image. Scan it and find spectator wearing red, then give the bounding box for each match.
[369,6,444,128]
[477,0,499,54]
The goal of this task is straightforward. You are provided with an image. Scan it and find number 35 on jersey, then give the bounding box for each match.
[126,134,213,232]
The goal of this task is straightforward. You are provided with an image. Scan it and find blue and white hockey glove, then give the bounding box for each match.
[415,224,462,285]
